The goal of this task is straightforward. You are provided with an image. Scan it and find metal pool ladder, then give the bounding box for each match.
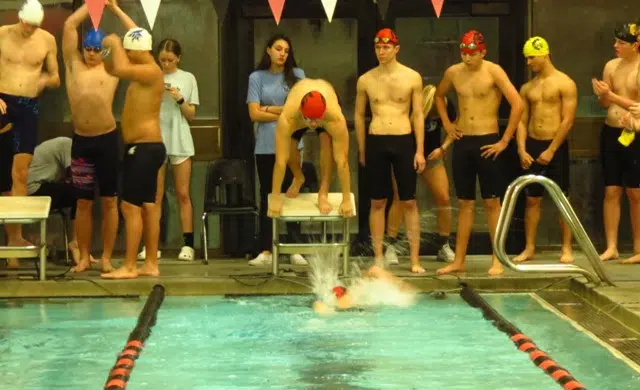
[494,175,615,286]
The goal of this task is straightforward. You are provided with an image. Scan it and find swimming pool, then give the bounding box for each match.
[1,293,638,389]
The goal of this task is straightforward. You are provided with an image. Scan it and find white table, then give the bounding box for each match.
[0,196,51,280]
[270,193,356,275]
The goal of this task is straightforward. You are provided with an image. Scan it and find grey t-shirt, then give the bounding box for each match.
[26,137,72,195]
[160,69,200,156]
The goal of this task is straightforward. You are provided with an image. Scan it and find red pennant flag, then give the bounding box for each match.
[268,0,286,25]
[85,0,105,30]
[431,0,444,18]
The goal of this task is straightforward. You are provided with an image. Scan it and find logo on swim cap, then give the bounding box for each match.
[18,0,44,26]
[460,30,485,54]
[300,91,326,120]
[615,22,640,44]
[83,29,105,50]
[523,36,550,57]
[374,28,399,45]
[123,27,153,51]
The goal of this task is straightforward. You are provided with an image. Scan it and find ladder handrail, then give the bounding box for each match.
[494,175,615,287]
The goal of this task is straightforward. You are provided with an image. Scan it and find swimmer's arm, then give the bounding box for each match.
[328,116,352,198]
[516,85,530,153]
[491,64,523,144]
[248,102,280,122]
[354,76,368,157]
[604,91,638,111]
[178,99,196,122]
[548,79,577,153]
[271,116,292,196]
[411,73,425,155]
[108,0,137,30]
[61,4,88,70]
[39,35,60,91]
[440,135,455,151]
[435,68,454,126]
[597,62,615,108]
[103,36,159,84]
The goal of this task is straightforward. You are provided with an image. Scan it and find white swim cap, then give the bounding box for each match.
[18,0,44,26]
[123,27,152,51]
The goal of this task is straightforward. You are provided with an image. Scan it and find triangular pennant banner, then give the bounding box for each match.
[140,0,161,30]
[85,0,105,30]
[431,0,444,18]
[320,0,337,23]
[211,0,230,22]
[267,0,286,25]
[377,0,390,21]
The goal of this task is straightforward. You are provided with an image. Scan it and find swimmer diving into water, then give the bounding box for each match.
[312,265,418,315]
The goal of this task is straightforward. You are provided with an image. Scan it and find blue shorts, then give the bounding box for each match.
[0,92,40,155]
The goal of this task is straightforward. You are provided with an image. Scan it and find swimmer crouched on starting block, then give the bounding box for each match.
[267,79,354,218]
[312,265,418,315]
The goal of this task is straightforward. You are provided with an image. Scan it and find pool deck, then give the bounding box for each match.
[2,251,640,333]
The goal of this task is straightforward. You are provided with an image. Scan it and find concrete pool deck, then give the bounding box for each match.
[2,252,640,333]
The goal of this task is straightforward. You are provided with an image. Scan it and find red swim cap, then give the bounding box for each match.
[300,91,326,119]
[332,286,346,299]
[460,30,486,54]
[374,28,399,45]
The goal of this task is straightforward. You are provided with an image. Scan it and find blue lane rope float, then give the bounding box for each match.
[459,283,586,390]
[104,284,166,390]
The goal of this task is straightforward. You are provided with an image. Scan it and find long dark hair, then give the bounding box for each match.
[157,38,182,58]
[255,34,299,89]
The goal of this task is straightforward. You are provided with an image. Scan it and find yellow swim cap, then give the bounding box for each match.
[523,37,550,57]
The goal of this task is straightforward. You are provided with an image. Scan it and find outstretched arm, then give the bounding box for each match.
[327,116,352,203]
[102,34,160,84]
[61,3,89,70]
[107,0,137,30]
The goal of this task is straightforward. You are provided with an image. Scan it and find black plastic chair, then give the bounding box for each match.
[200,159,259,264]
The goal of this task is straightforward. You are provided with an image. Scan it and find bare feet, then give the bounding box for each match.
[317,194,333,214]
[488,263,504,276]
[599,248,619,262]
[619,254,640,264]
[559,250,574,264]
[410,263,426,274]
[436,262,465,275]
[68,241,81,265]
[101,266,138,279]
[513,248,535,263]
[138,263,160,277]
[101,259,115,273]
[6,239,35,268]
[71,260,91,273]
[286,177,305,198]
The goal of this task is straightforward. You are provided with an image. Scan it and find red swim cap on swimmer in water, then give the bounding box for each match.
[374,28,399,45]
[333,286,347,299]
[460,30,486,54]
[300,91,327,119]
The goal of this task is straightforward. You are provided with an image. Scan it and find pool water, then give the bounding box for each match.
[0,293,638,389]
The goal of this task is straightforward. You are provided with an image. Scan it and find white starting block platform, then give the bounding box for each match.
[270,192,356,276]
[0,196,51,281]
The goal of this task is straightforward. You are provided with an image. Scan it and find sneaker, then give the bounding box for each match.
[178,246,195,261]
[290,254,308,265]
[385,245,399,265]
[436,243,455,263]
[248,252,273,266]
[137,246,162,261]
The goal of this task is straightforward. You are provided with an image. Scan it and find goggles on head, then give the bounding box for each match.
[460,42,478,51]
[374,36,394,44]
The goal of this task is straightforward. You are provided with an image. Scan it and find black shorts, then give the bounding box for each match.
[121,142,166,207]
[366,133,417,201]
[525,137,570,197]
[452,133,503,200]
[600,124,640,188]
[0,92,39,155]
[71,130,121,200]
[425,128,442,156]
[0,130,13,193]
[292,127,327,142]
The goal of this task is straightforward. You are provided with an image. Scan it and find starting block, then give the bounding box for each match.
[0,196,51,281]
[271,193,356,276]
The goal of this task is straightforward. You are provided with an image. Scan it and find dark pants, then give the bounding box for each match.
[255,154,302,253]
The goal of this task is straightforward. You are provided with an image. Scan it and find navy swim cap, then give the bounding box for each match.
[83,28,105,49]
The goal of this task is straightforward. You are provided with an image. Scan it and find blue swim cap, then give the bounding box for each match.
[83,29,105,49]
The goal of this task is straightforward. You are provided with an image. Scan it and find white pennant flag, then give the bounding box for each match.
[321,0,338,23]
[140,0,161,30]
